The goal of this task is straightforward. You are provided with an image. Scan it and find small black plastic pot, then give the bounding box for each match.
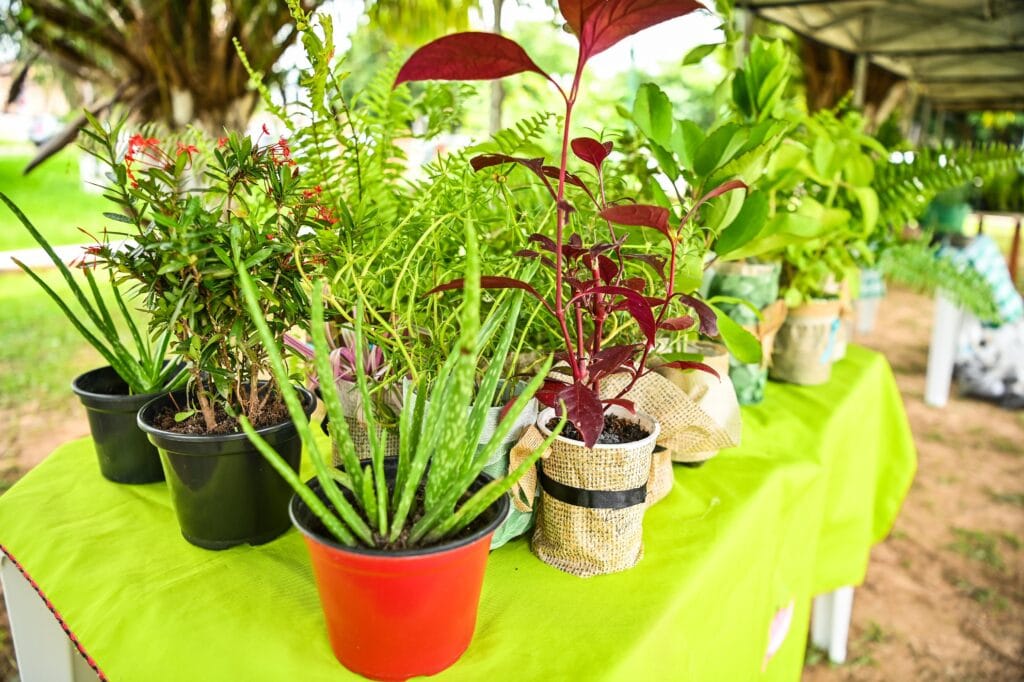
[138,386,316,550]
[71,366,165,484]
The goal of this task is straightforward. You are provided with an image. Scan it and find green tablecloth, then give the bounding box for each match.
[0,345,915,681]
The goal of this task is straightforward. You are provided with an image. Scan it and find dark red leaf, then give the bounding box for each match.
[659,315,695,332]
[675,293,718,336]
[515,249,540,258]
[588,237,625,258]
[588,343,637,380]
[529,233,558,253]
[425,276,546,306]
[394,32,550,87]
[560,0,706,63]
[602,397,637,414]
[658,360,720,381]
[471,154,556,198]
[536,378,570,408]
[571,136,613,170]
[624,253,666,277]
[680,179,747,228]
[621,277,646,293]
[571,285,657,346]
[597,254,618,284]
[556,382,605,447]
[541,165,589,192]
[600,203,672,240]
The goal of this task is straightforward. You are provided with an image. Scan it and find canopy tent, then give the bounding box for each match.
[736,0,1024,112]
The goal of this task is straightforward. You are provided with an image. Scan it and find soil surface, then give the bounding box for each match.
[0,286,1021,680]
[152,396,290,435]
[550,413,651,445]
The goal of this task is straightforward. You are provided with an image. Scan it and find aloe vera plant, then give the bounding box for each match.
[236,218,563,549]
[1,192,184,394]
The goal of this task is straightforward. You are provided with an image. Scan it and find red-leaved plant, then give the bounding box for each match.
[395,0,746,447]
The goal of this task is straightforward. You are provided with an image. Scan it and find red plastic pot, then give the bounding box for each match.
[290,464,510,681]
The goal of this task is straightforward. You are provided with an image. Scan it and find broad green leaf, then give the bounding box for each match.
[683,43,719,65]
[633,83,674,149]
[694,124,747,177]
[671,119,705,170]
[715,190,769,257]
[711,303,762,364]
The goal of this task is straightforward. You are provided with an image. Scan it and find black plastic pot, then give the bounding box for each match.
[138,386,316,550]
[71,366,165,484]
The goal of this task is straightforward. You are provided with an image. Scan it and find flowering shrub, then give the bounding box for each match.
[82,115,325,432]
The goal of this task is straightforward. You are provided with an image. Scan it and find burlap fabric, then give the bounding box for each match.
[530,406,659,577]
[328,383,400,465]
[654,342,741,465]
[770,300,842,385]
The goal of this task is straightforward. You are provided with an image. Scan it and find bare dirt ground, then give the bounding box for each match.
[805,285,1024,682]
[0,286,1021,681]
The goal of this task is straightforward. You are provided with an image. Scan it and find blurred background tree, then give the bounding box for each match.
[4,0,324,172]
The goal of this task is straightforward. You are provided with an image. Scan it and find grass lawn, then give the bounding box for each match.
[0,146,112,251]
[0,269,108,409]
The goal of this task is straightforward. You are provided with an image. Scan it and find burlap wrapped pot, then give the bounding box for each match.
[653,341,741,466]
[531,406,659,577]
[324,382,400,465]
[597,370,736,504]
[770,299,842,385]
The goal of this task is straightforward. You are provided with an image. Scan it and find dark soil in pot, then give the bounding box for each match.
[138,385,315,550]
[546,414,651,445]
[71,365,165,484]
[151,385,291,435]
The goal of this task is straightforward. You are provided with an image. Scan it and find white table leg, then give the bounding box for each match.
[925,291,964,408]
[1,556,99,682]
[810,586,855,664]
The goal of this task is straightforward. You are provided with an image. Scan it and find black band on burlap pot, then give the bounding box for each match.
[138,386,315,550]
[531,406,659,577]
[71,366,165,484]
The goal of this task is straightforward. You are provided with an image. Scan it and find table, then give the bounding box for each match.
[0,346,916,681]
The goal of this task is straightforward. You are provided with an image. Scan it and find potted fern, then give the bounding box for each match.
[0,192,184,484]
[84,119,323,548]
[236,219,561,680]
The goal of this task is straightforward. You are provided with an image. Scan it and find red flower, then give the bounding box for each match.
[217,136,229,148]
[302,184,323,199]
[176,142,198,159]
[316,205,339,225]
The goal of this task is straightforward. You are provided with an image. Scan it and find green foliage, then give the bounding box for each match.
[877,242,1000,322]
[875,144,1023,229]
[1,194,183,395]
[237,217,564,550]
[81,115,317,431]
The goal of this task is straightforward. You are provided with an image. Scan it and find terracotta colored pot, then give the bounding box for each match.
[290,462,509,680]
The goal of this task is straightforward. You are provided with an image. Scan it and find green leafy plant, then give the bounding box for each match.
[0,193,184,395]
[236,218,563,549]
[877,242,1000,322]
[84,116,323,432]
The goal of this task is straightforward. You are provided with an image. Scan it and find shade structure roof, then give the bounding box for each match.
[736,0,1024,110]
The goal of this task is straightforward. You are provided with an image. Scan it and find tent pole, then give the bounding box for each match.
[853,53,868,108]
